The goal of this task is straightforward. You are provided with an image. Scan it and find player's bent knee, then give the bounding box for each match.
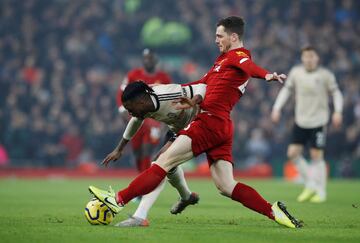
[214,182,233,197]
[154,154,179,172]
[287,149,300,160]
[287,145,303,160]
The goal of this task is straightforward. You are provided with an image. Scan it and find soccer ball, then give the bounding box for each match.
[84,198,114,225]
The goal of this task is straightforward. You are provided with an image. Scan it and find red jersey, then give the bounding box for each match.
[116,68,171,107]
[186,47,269,119]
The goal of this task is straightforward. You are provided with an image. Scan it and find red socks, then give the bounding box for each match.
[116,165,274,220]
[117,164,167,205]
[231,182,274,220]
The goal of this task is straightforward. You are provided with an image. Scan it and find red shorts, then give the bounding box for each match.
[178,112,233,166]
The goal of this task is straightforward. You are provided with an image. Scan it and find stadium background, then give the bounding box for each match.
[0,0,359,178]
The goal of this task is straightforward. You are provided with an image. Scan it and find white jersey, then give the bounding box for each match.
[123,83,206,140]
[273,65,343,128]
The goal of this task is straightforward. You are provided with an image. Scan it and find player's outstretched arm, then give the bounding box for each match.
[101,117,143,167]
[235,54,286,84]
[102,138,129,166]
[265,72,287,84]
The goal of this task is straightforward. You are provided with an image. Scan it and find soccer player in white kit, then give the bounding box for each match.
[102,81,206,226]
[271,46,344,203]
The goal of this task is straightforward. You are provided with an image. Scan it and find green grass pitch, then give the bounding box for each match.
[0,178,359,243]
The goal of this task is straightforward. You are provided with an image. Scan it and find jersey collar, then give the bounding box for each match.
[150,93,160,112]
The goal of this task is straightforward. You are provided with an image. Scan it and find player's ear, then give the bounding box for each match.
[231,33,238,42]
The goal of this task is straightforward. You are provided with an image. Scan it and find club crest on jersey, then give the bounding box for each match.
[213,59,227,72]
[214,65,221,72]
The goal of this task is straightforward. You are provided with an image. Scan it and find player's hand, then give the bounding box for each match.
[265,72,287,84]
[271,110,281,123]
[101,150,123,167]
[172,97,195,110]
[332,112,342,128]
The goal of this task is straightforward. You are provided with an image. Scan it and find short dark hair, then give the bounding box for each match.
[301,45,318,54]
[143,48,155,58]
[217,16,245,39]
[122,81,154,103]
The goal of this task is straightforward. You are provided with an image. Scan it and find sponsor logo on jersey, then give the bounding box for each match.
[236,51,248,57]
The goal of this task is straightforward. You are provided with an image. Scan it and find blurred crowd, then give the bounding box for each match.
[0,0,359,176]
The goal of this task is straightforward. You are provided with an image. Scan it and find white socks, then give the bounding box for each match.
[308,159,327,198]
[133,179,166,220]
[132,166,192,220]
[167,166,192,200]
[294,155,327,199]
[294,155,309,183]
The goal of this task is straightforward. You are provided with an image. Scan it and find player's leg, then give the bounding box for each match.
[131,179,166,222]
[168,166,199,214]
[289,123,310,184]
[210,160,272,216]
[154,135,197,206]
[116,126,164,225]
[130,141,152,204]
[118,141,171,226]
[289,124,317,202]
[89,135,193,213]
[210,160,302,228]
[167,167,191,199]
[287,144,307,182]
[115,135,194,206]
[117,137,198,225]
[308,148,326,203]
[90,116,207,213]
[307,126,327,203]
[116,179,166,227]
[155,133,199,213]
[287,144,315,202]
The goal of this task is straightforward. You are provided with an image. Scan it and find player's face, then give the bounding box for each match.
[301,50,319,71]
[215,26,232,53]
[123,100,148,119]
[143,54,157,73]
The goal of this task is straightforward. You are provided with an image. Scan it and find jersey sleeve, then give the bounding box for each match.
[190,83,206,99]
[326,71,343,113]
[230,52,269,79]
[123,117,144,140]
[326,71,339,92]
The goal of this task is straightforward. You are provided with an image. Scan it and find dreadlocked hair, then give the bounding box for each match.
[122,81,154,103]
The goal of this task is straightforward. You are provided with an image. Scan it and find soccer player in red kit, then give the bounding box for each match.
[116,49,171,172]
[91,16,303,228]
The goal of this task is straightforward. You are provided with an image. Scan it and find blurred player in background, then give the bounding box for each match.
[103,81,206,226]
[271,46,343,203]
[116,48,172,172]
[91,16,303,229]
